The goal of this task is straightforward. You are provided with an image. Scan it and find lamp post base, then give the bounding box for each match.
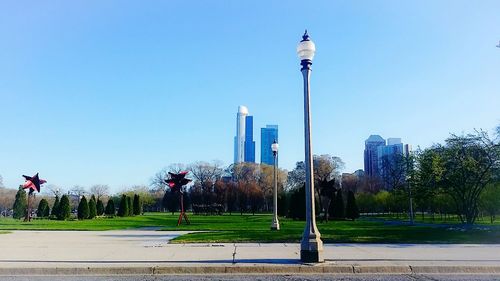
[270,220,280,231]
[300,249,324,263]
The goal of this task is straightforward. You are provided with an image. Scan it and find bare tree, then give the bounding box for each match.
[70,185,86,197]
[286,161,305,190]
[342,173,360,192]
[0,187,16,216]
[151,163,186,190]
[90,184,110,200]
[287,155,344,214]
[380,154,407,190]
[0,175,3,188]
[188,161,223,205]
[189,161,223,186]
[231,162,259,183]
[314,155,344,213]
[44,184,64,197]
[257,164,287,211]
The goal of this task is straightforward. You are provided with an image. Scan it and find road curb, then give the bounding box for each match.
[0,265,499,276]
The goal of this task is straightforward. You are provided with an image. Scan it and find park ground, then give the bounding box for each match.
[0,212,499,244]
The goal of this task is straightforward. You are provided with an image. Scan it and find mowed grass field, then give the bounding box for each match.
[0,212,499,244]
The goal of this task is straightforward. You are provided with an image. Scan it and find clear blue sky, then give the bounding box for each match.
[1,1,499,192]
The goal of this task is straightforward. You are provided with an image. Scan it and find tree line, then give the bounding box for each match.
[3,126,499,226]
[10,187,143,220]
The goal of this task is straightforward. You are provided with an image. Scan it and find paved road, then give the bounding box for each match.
[1,274,500,281]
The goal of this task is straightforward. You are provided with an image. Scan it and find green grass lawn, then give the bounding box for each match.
[0,214,170,230]
[368,213,500,226]
[1,213,498,244]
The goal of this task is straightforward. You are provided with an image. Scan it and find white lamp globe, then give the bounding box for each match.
[271,141,279,153]
[297,30,316,61]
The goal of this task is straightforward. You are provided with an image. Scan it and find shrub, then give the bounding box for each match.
[330,190,345,219]
[133,194,142,216]
[345,191,360,221]
[105,199,115,216]
[117,195,128,217]
[88,195,97,219]
[77,196,89,220]
[96,199,104,216]
[58,195,71,220]
[12,187,27,220]
[288,184,306,220]
[51,195,60,218]
[36,199,50,218]
[127,196,133,216]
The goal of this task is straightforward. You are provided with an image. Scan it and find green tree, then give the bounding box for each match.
[288,184,306,220]
[58,195,71,220]
[163,189,179,214]
[415,148,442,220]
[127,196,133,216]
[345,191,359,220]
[12,187,27,219]
[356,192,376,214]
[51,195,60,218]
[77,196,89,220]
[374,190,390,213]
[88,195,97,219]
[96,199,104,216]
[480,183,500,223]
[117,195,128,217]
[432,132,500,225]
[329,190,345,219]
[277,191,290,217]
[105,199,115,216]
[133,194,141,215]
[36,199,50,218]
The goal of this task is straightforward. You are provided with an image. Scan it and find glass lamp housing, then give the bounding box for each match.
[271,142,279,153]
[297,38,316,61]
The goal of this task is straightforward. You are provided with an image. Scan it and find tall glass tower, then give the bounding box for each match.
[234,106,255,163]
[234,106,248,163]
[244,116,255,163]
[363,135,386,178]
[260,125,278,166]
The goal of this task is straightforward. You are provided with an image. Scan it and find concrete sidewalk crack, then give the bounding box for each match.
[232,245,237,264]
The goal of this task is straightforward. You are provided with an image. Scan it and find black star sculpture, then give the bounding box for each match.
[164,171,192,226]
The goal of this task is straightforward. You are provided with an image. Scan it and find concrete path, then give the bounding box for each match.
[0,230,499,275]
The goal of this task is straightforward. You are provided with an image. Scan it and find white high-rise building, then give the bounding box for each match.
[234,105,248,163]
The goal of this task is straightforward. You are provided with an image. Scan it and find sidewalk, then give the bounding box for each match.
[0,230,499,275]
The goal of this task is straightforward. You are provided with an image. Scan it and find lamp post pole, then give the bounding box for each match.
[297,30,323,263]
[271,140,280,230]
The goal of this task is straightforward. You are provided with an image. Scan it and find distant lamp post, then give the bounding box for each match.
[297,30,324,263]
[270,140,280,231]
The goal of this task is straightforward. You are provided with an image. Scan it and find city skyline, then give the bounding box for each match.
[0,1,498,191]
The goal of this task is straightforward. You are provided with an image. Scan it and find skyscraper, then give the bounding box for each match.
[234,106,248,163]
[233,106,255,164]
[364,135,412,184]
[244,116,255,163]
[261,125,278,166]
[364,135,386,178]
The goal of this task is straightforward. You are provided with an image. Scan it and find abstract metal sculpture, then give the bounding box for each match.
[22,173,46,221]
[164,171,191,226]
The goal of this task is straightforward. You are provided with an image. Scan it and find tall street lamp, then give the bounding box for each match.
[270,140,280,231]
[297,30,324,263]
